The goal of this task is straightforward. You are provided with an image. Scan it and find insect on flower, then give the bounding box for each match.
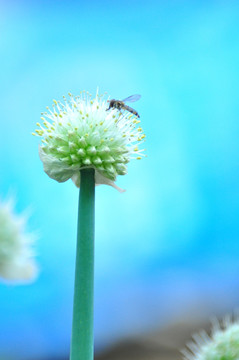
[106,94,141,118]
[33,90,146,191]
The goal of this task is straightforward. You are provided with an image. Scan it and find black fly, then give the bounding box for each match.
[106,94,141,118]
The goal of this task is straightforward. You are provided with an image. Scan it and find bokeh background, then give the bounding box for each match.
[1,0,239,359]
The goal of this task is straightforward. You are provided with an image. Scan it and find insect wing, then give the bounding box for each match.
[122,94,141,103]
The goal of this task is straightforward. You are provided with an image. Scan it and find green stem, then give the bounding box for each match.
[70,168,95,360]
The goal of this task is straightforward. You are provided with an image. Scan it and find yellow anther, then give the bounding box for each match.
[49,135,53,139]
[68,92,72,96]
[36,122,41,127]
[74,104,77,108]
[32,132,37,136]
[104,128,108,132]
[99,122,103,125]
[97,105,99,109]
[53,99,57,105]
[80,111,83,115]
[86,113,89,117]
[54,113,58,117]
[59,114,63,118]
[90,124,93,128]
[134,146,139,151]
[90,100,93,104]
[75,127,78,130]
[100,139,104,143]
[138,127,142,131]
[59,122,62,126]
[136,157,142,160]
[36,130,43,135]
[51,127,55,130]
[85,133,89,137]
[41,117,45,121]
[122,134,126,138]
[47,129,52,133]
[110,138,114,141]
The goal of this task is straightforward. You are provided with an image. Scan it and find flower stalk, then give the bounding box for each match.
[70,168,95,360]
[33,89,146,359]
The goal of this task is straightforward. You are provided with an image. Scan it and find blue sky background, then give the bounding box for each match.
[1,1,239,359]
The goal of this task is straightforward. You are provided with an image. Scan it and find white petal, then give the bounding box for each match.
[39,146,75,183]
[95,170,126,193]
[71,172,81,188]
[70,168,126,193]
[0,261,38,282]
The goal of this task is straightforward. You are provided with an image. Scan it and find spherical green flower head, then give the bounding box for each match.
[0,199,38,282]
[33,91,146,191]
[182,317,239,360]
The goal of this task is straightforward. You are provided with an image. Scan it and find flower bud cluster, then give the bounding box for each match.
[0,199,38,282]
[33,91,145,189]
[182,315,239,360]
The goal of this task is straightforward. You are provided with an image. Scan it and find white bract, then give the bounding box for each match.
[0,199,38,283]
[182,315,239,360]
[33,91,146,191]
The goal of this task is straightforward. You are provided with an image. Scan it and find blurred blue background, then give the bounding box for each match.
[1,0,239,359]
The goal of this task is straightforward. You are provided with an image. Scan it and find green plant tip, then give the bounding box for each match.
[182,315,239,360]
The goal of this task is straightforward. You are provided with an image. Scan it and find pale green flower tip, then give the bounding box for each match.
[34,90,146,191]
[182,315,239,360]
[0,199,38,284]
